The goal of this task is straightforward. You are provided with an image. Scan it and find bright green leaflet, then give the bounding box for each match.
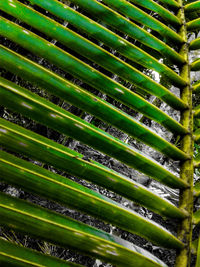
[0,150,184,248]
[98,0,183,44]
[0,77,188,189]
[128,0,181,27]
[29,0,185,65]
[0,17,187,110]
[0,46,188,137]
[0,0,186,89]
[0,192,168,267]
[0,118,187,220]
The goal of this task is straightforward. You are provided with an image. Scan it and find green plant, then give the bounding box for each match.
[0,0,200,266]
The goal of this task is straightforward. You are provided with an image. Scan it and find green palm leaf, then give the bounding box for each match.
[191,58,200,71]
[0,238,81,267]
[0,193,168,267]
[1,0,200,266]
[0,47,188,136]
[0,77,188,189]
[187,18,200,31]
[0,17,187,110]
[28,0,186,65]
[154,0,180,10]
[185,1,200,12]
[0,150,184,248]
[190,37,200,50]
[0,0,186,88]
[91,0,183,45]
[0,74,188,161]
[128,0,181,27]
[0,118,187,220]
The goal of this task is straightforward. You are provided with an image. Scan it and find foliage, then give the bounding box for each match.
[0,0,200,266]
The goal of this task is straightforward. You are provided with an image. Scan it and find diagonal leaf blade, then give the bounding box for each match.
[0,150,184,248]
[0,17,187,110]
[98,0,183,44]
[0,0,186,88]
[0,192,169,267]
[128,0,181,27]
[0,46,188,136]
[0,238,81,267]
[28,0,185,65]
[0,78,188,189]
[0,118,187,220]
[191,58,200,71]
[187,18,200,31]
[190,37,200,50]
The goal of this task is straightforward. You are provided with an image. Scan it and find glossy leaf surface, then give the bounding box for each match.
[0,77,188,189]
[29,0,185,65]
[0,46,188,136]
[128,0,181,27]
[0,193,168,267]
[0,150,184,248]
[96,0,183,45]
[0,0,186,89]
[0,0,199,266]
[0,118,187,220]
[185,1,200,12]
[0,17,187,111]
